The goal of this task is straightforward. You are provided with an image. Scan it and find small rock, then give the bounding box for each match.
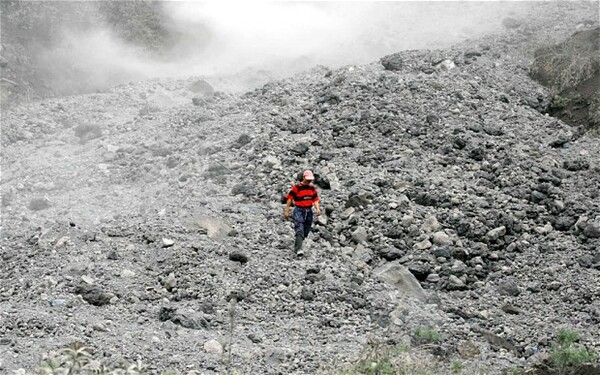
[162,238,175,248]
[204,339,223,355]
[546,281,561,291]
[351,227,368,243]
[432,231,451,246]
[248,333,263,343]
[433,245,452,258]
[74,284,112,306]
[501,304,521,315]
[163,273,177,291]
[122,269,136,278]
[51,299,66,307]
[229,251,249,264]
[81,276,95,285]
[413,239,432,250]
[426,273,440,283]
[583,222,600,238]
[340,207,355,220]
[300,286,315,301]
[107,250,119,260]
[421,216,440,233]
[290,143,309,156]
[497,279,520,296]
[486,226,506,241]
[380,53,404,71]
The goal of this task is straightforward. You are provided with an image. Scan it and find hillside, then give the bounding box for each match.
[1,2,599,375]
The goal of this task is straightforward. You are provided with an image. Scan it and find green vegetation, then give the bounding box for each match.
[30,342,163,375]
[451,361,464,374]
[549,329,598,370]
[413,327,443,345]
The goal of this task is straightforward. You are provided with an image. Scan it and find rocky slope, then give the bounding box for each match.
[1,2,599,374]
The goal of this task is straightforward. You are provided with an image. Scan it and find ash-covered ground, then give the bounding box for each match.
[1,2,599,374]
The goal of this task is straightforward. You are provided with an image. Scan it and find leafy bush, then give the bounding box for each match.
[413,327,442,346]
[549,329,598,369]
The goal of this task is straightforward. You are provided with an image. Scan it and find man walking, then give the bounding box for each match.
[284,170,321,256]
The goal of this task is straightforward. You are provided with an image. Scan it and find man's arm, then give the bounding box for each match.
[313,200,321,215]
[284,198,293,218]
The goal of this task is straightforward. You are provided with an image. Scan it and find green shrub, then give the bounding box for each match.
[549,329,598,369]
[413,327,442,345]
[451,361,464,374]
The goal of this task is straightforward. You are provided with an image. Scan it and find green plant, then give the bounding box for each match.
[451,361,464,374]
[549,328,598,370]
[413,327,442,345]
[355,338,395,375]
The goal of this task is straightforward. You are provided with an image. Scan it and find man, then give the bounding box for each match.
[284,170,322,256]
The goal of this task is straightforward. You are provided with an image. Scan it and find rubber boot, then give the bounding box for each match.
[294,234,304,256]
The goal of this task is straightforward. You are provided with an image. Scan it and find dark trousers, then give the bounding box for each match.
[293,207,313,249]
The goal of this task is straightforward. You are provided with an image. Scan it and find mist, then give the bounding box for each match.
[37,1,531,94]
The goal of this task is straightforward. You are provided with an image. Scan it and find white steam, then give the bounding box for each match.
[38,2,531,93]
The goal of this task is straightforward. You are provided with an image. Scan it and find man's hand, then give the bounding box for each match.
[315,208,322,216]
[284,208,291,219]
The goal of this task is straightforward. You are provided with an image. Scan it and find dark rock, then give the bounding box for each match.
[483,125,504,136]
[553,216,576,231]
[501,304,521,315]
[301,286,315,301]
[469,147,485,161]
[385,227,404,239]
[234,134,252,147]
[433,245,453,258]
[229,251,249,264]
[231,184,253,196]
[583,222,600,238]
[464,51,482,58]
[408,262,431,281]
[426,114,440,125]
[563,159,590,171]
[314,174,331,190]
[453,136,468,149]
[345,194,371,208]
[107,250,119,260]
[248,333,263,343]
[290,143,309,156]
[497,279,521,296]
[476,328,518,353]
[577,254,594,268]
[74,284,112,306]
[319,152,335,161]
[530,191,548,204]
[413,192,439,207]
[380,53,404,71]
[158,306,208,329]
[376,246,404,261]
